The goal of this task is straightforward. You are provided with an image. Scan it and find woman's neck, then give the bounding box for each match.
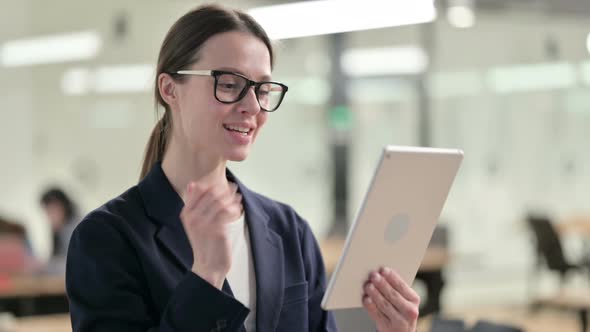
[161,140,229,203]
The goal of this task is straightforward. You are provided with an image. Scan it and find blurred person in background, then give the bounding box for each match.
[0,215,34,272]
[40,187,79,267]
[65,4,420,332]
[0,216,28,245]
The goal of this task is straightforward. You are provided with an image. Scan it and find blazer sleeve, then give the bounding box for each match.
[66,217,249,332]
[297,213,339,332]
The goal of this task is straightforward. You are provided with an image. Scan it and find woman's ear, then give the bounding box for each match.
[158,73,177,108]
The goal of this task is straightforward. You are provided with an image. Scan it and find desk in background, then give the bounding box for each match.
[0,274,67,317]
[556,216,590,263]
[557,216,590,237]
[0,313,71,332]
[0,274,65,299]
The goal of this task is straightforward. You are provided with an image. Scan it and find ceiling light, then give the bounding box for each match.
[488,62,576,93]
[94,64,154,94]
[0,31,101,67]
[248,0,436,40]
[61,64,154,95]
[447,5,475,28]
[342,46,428,77]
[61,68,91,95]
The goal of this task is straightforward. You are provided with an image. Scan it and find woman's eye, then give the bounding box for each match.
[219,83,238,90]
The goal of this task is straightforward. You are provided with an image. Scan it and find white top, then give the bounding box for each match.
[226,214,257,331]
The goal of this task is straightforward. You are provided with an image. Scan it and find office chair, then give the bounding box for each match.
[526,214,588,287]
[417,224,449,317]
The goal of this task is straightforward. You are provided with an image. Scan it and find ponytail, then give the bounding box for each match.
[140,111,170,180]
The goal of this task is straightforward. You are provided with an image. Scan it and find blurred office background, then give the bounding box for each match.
[1,0,590,331]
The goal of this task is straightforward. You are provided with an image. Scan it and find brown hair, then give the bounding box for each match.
[140,4,275,179]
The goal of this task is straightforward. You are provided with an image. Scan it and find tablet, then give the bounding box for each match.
[321,145,463,310]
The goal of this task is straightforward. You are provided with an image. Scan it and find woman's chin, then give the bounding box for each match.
[226,149,250,162]
[228,155,247,162]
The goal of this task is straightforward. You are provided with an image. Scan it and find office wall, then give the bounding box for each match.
[0,0,51,257]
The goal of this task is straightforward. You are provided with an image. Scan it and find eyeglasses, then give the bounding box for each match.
[173,70,289,112]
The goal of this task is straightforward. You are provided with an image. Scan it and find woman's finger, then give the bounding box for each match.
[180,183,210,226]
[370,272,406,312]
[212,196,243,223]
[365,281,400,321]
[362,294,388,325]
[370,271,419,321]
[202,184,241,222]
[182,182,209,211]
[192,182,234,219]
[380,267,420,305]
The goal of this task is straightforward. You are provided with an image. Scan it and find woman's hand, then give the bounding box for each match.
[363,267,420,332]
[180,181,243,289]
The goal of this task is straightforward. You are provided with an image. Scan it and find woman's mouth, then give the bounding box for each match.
[223,124,252,136]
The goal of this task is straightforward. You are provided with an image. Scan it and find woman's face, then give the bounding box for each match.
[43,201,66,231]
[170,31,272,162]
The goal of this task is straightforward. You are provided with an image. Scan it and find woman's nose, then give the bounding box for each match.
[238,86,261,114]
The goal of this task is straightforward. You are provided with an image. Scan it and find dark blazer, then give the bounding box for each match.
[66,162,338,332]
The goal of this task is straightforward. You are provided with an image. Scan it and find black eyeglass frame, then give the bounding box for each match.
[173,69,289,112]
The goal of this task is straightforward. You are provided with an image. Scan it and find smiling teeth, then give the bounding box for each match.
[225,125,250,135]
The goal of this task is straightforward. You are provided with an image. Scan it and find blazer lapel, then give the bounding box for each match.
[249,221,284,332]
[155,222,192,271]
[138,163,192,271]
[229,171,285,332]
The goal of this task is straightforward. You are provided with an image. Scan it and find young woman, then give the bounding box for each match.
[40,187,79,260]
[66,5,420,332]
